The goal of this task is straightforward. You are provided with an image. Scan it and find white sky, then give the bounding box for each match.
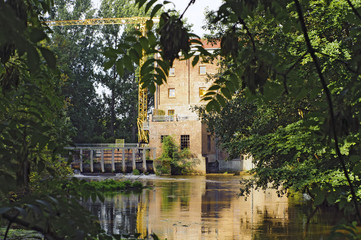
[92,0,222,36]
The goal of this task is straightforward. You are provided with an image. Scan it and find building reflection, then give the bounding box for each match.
[85,176,335,239]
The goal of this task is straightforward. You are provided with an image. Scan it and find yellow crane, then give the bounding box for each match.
[45,17,158,144]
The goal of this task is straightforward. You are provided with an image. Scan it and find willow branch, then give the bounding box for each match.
[294,0,361,223]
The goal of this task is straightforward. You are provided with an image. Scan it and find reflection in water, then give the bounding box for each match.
[85,175,343,239]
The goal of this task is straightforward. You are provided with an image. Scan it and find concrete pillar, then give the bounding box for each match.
[101,149,105,173]
[132,148,136,170]
[90,150,94,173]
[122,149,126,172]
[111,149,115,172]
[142,148,147,172]
[153,148,156,171]
[79,149,83,173]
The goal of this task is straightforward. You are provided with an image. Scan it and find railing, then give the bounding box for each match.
[152,115,175,122]
[71,143,144,148]
[65,145,156,173]
[151,114,199,122]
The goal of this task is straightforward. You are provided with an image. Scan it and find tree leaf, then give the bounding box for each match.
[216,94,227,107]
[123,55,134,71]
[103,59,115,71]
[208,85,221,91]
[115,59,124,77]
[39,47,56,69]
[145,0,157,14]
[221,87,232,99]
[314,191,325,206]
[150,4,162,18]
[129,49,140,62]
[192,55,200,67]
[139,37,149,50]
[29,28,47,43]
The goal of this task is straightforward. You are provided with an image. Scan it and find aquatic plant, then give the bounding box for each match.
[85,179,143,192]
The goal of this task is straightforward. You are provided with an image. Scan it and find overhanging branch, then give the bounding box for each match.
[294,0,361,223]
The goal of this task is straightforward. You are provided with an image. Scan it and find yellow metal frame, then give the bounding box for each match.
[45,17,153,26]
[45,17,159,143]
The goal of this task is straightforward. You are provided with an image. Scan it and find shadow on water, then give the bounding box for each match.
[83,175,346,240]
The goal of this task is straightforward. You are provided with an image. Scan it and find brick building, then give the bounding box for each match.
[148,42,223,174]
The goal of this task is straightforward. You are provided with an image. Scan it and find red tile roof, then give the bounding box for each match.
[200,39,221,49]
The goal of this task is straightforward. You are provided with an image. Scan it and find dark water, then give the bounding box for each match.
[84,175,344,240]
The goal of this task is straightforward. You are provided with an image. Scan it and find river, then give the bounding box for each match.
[82,175,344,239]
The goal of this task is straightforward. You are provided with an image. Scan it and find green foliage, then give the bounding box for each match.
[85,179,144,192]
[0,228,42,240]
[0,1,116,239]
[330,221,361,240]
[48,0,106,143]
[104,0,210,94]
[123,0,361,229]
[96,0,149,142]
[155,136,194,175]
[132,169,141,175]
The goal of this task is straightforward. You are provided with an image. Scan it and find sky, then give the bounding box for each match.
[92,0,223,36]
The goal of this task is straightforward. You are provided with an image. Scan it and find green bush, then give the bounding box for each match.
[86,179,143,192]
[132,169,140,175]
[156,136,195,175]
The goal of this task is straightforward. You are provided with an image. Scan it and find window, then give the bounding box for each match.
[199,87,206,97]
[168,88,175,98]
[161,135,168,143]
[180,135,190,150]
[169,67,175,76]
[168,109,175,115]
[199,66,206,75]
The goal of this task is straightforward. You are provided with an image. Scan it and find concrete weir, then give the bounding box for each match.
[65,144,156,174]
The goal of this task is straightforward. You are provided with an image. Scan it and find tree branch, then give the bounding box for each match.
[237,16,256,53]
[294,0,361,223]
[179,0,196,20]
[2,213,63,240]
[316,51,358,74]
[346,0,361,21]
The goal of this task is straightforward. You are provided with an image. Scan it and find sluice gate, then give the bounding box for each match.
[66,144,156,173]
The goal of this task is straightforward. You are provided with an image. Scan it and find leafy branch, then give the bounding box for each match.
[346,0,361,21]
[293,0,361,223]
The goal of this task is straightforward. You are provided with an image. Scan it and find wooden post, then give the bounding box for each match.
[79,149,83,173]
[90,150,94,173]
[122,149,126,172]
[111,148,115,172]
[142,148,147,172]
[132,148,136,171]
[101,149,105,172]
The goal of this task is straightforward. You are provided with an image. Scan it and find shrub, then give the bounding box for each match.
[132,169,140,175]
[156,136,195,175]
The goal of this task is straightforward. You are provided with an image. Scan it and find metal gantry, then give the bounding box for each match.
[45,17,159,143]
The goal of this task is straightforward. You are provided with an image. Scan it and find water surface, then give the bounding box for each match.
[84,175,344,239]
